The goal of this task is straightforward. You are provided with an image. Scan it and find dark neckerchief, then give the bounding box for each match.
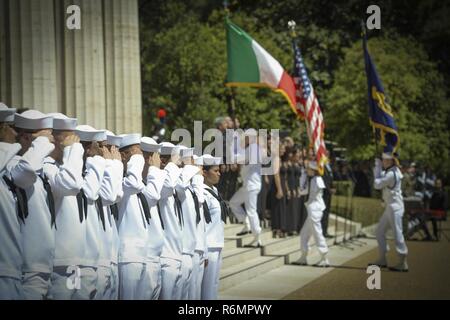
[3,175,28,223]
[39,174,56,228]
[137,192,151,225]
[96,197,106,231]
[188,188,201,225]
[76,189,88,223]
[110,203,119,221]
[205,186,229,223]
[156,202,164,229]
[173,191,184,228]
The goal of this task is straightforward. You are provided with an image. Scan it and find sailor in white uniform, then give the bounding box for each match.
[158,142,184,300]
[0,104,25,299]
[116,134,151,300]
[370,151,408,272]
[296,160,330,267]
[140,137,166,300]
[201,155,225,300]
[95,131,123,299]
[229,129,264,246]
[102,131,123,300]
[75,125,107,299]
[189,155,209,300]
[176,146,201,300]
[10,110,56,299]
[43,114,86,300]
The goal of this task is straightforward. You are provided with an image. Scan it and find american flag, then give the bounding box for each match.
[292,41,327,173]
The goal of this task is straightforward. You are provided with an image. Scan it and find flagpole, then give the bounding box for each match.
[362,20,380,158]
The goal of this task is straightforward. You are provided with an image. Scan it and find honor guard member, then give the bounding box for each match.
[95,131,123,299]
[0,104,25,299]
[140,137,166,300]
[201,155,225,300]
[11,110,56,299]
[158,142,184,300]
[103,131,124,300]
[189,155,209,300]
[44,114,86,300]
[176,146,201,300]
[229,129,263,247]
[370,151,408,272]
[296,160,330,267]
[116,134,152,299]
[75,125,107,299]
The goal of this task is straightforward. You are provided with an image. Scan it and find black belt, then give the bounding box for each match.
[3,175,28,223]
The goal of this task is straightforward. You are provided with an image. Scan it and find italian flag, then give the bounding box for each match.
[225,19,299,117]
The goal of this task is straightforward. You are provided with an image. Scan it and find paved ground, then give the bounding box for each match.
[284,221,450,300]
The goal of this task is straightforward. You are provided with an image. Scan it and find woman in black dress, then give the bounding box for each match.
[270,143,286,238]
[286,147,299,235]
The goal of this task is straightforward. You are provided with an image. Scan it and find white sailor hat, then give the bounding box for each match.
[0,103,16,123]
[105,130,122,147]
[119,133,142,150]
[244,128,258,137]
[160,142,180,156]
[14,110,53,130]
[141,137,161,153]
[178,145,194,158]
[308,160,319,171]
[75,125,107,142]
[193,155,203,166]
[202,154,222,166]
[48,113,77,130]
[381,152,394,160]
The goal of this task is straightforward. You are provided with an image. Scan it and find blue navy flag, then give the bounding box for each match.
[363,28,399,153]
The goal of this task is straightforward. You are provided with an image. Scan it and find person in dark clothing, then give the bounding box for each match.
[427,179,448,240]
[353,163,371,197]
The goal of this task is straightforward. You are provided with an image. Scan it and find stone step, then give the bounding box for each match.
[261,236,300,256]
[219,255,285,291]
[221,247,262,269]
[224,239,238,251]
[224,224,245,237]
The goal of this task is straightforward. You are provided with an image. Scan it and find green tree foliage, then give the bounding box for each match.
[326,34,450,175]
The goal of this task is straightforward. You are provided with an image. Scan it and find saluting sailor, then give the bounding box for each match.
[140,137,166,300]
[176,146,201,300]
[0,104,25,299]
[370,151,408,272]
[158,142,184,300]
[116,133,150,300]
[201,155,226,300]
[75,125,107,299]
[95,131,123,299]
[103,131,124,300]
[296,160,330,267]
[43,113,85,300]
[189,155,209,300]
[10,110,56,299]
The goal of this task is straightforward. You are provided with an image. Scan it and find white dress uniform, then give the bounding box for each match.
[201,182,225,300]
[96,158,123,299]
[373,157,408,267]
[159,143,184,300]
[230,137,263,237]
[176,156,201,300]
[76,125,107,299]
[299,166,329,264]
[42,114,86,300]
[116,134,150,300]
[189,160,208,300]
[102,131,123,300]
[11,111,56,300]
[140,137,166,300]
[0,142,25,300]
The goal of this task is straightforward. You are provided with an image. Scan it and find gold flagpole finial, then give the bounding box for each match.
[288,20,297,38]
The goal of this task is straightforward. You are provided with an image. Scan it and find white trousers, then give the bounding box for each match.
[118,262,147,300]
[22,272,51,300]
[108,263,119,300]
[230,187,262,235]
[48,266,82,300]
[300,208,329,255]
[143,257,162,300]
[201,248,222,300]
[95,265,112,300]
[159,257,182,300]
[180,253,193,300]
[0,277,23,300]
[189,251,205,300]
[376,205,408,256]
